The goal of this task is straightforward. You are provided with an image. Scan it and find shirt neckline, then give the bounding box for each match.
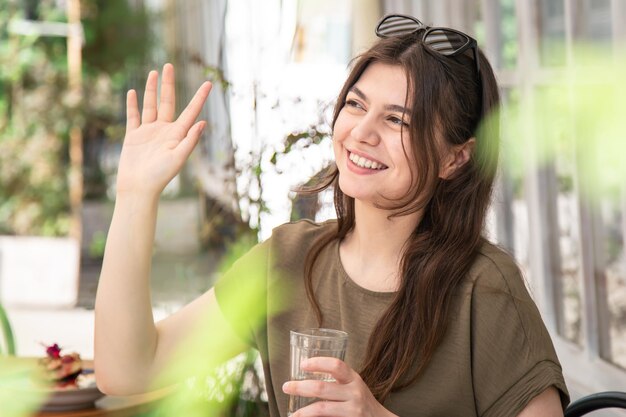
[332,238,398,299]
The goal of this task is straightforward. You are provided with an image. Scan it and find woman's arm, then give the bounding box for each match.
[516,387,564,417]
[95,64,247,395]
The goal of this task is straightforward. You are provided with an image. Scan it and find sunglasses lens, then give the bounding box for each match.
[376,15,421,37]
[424,29,470,55]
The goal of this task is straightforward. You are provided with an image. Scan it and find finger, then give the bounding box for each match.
[301,358,354,385]
[175,81,212,133]
[174,121,206,161]
[293,400,344,417]
[282,380,346,402]
[126,89,140,131]
[158,63,176,122]
[142,70,159,123]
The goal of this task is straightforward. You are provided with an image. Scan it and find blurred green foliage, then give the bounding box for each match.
[500,44,626,203]
[88,229,106,258]
[0,358,46,417]
[0,0,151,236]
[147,236,275,417]
[0,0,74,236]
[81,0,151,78]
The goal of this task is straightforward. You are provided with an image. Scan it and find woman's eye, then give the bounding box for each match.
[345,99,363,110]
[389,116,409,127]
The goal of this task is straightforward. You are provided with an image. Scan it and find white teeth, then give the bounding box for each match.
[349,152,386,170]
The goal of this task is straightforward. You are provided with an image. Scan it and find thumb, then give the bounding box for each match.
[175,121,206,160]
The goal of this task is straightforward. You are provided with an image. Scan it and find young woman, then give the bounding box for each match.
[95,14,569,417]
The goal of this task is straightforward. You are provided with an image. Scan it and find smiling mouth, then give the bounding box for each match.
[348,151,388,170]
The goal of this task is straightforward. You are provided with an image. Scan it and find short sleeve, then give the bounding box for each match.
[213,239,270,349]
[470,250,570,417]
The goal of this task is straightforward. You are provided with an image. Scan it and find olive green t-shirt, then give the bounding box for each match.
[215,220,569,417]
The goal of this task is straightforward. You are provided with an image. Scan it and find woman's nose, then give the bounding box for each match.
[350,114,381,145]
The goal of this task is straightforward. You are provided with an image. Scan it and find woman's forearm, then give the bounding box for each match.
[94,192,160,394]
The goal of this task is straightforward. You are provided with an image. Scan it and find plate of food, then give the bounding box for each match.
[34,343,104,412]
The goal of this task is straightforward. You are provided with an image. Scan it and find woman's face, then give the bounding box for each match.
[333,62,415,205]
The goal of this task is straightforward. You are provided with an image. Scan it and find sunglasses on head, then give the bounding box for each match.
[375,14,480,76]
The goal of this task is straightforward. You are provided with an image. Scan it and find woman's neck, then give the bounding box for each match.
[339,200,422,292]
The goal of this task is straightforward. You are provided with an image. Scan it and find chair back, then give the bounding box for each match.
[564,391,626,417]
[0,303,16,355]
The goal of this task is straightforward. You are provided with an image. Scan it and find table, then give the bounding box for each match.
[0,357,169,417]
[33,389,168,417]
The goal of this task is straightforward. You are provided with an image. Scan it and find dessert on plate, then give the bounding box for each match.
[33,343,102,411]
[38,343,85,389]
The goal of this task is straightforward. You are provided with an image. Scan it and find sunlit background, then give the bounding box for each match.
[1,0,626,416]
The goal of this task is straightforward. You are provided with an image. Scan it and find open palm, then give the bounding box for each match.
[116,64,212,197]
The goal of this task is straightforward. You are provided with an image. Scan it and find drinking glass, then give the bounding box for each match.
[288,328,348,416]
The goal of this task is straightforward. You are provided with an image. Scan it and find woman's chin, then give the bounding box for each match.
[338,182,405,206]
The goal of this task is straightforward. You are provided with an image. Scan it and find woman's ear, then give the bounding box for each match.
[439,138,476,179]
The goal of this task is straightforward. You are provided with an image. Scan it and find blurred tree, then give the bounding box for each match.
[0,0,74,236]
[79,0,152,200]
[81,0,151,76]
[0,0,152,236]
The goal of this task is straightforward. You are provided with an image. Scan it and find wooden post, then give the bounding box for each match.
[66,0,83,246]
[351,0,381,56]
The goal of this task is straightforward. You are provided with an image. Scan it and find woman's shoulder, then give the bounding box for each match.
[464,241,569,416]
[270,218,337,245]
[467,240,528,296]
[266,219,337,264]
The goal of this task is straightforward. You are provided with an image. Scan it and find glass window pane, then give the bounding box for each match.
[474,0,518,70]
[555,147,583,345]
[533,83,582,344]
[501,0,518,69]
[500,88,531,274]
[599,194,626,369]
[570,0,613,63]
[573,0,612,43]
[537,0,567,67]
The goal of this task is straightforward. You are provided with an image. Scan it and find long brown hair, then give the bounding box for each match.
[302,33,500,402]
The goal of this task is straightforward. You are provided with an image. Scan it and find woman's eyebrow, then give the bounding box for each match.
[349,86,412,115]
[385,103,412,115]
[349,86,368,102]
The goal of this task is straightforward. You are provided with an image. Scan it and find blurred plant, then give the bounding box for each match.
[146,235,282,417]
[80,0,153,200]
[269,101,333,222]
[0,0,152,236]
[0,0,74,236]
[0,305,15,356]
[190,54,333,238]
[0,358,46,417]
[269,122,330,169]
[160,343,269,417]
[81,0,151,77]
[189,53,232,91]
[88,230,106,258]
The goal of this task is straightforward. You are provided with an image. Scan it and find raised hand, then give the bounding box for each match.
[282,357,397,417]
[116,63,212,198]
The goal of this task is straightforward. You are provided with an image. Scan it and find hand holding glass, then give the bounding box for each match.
[288,328,348,415]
